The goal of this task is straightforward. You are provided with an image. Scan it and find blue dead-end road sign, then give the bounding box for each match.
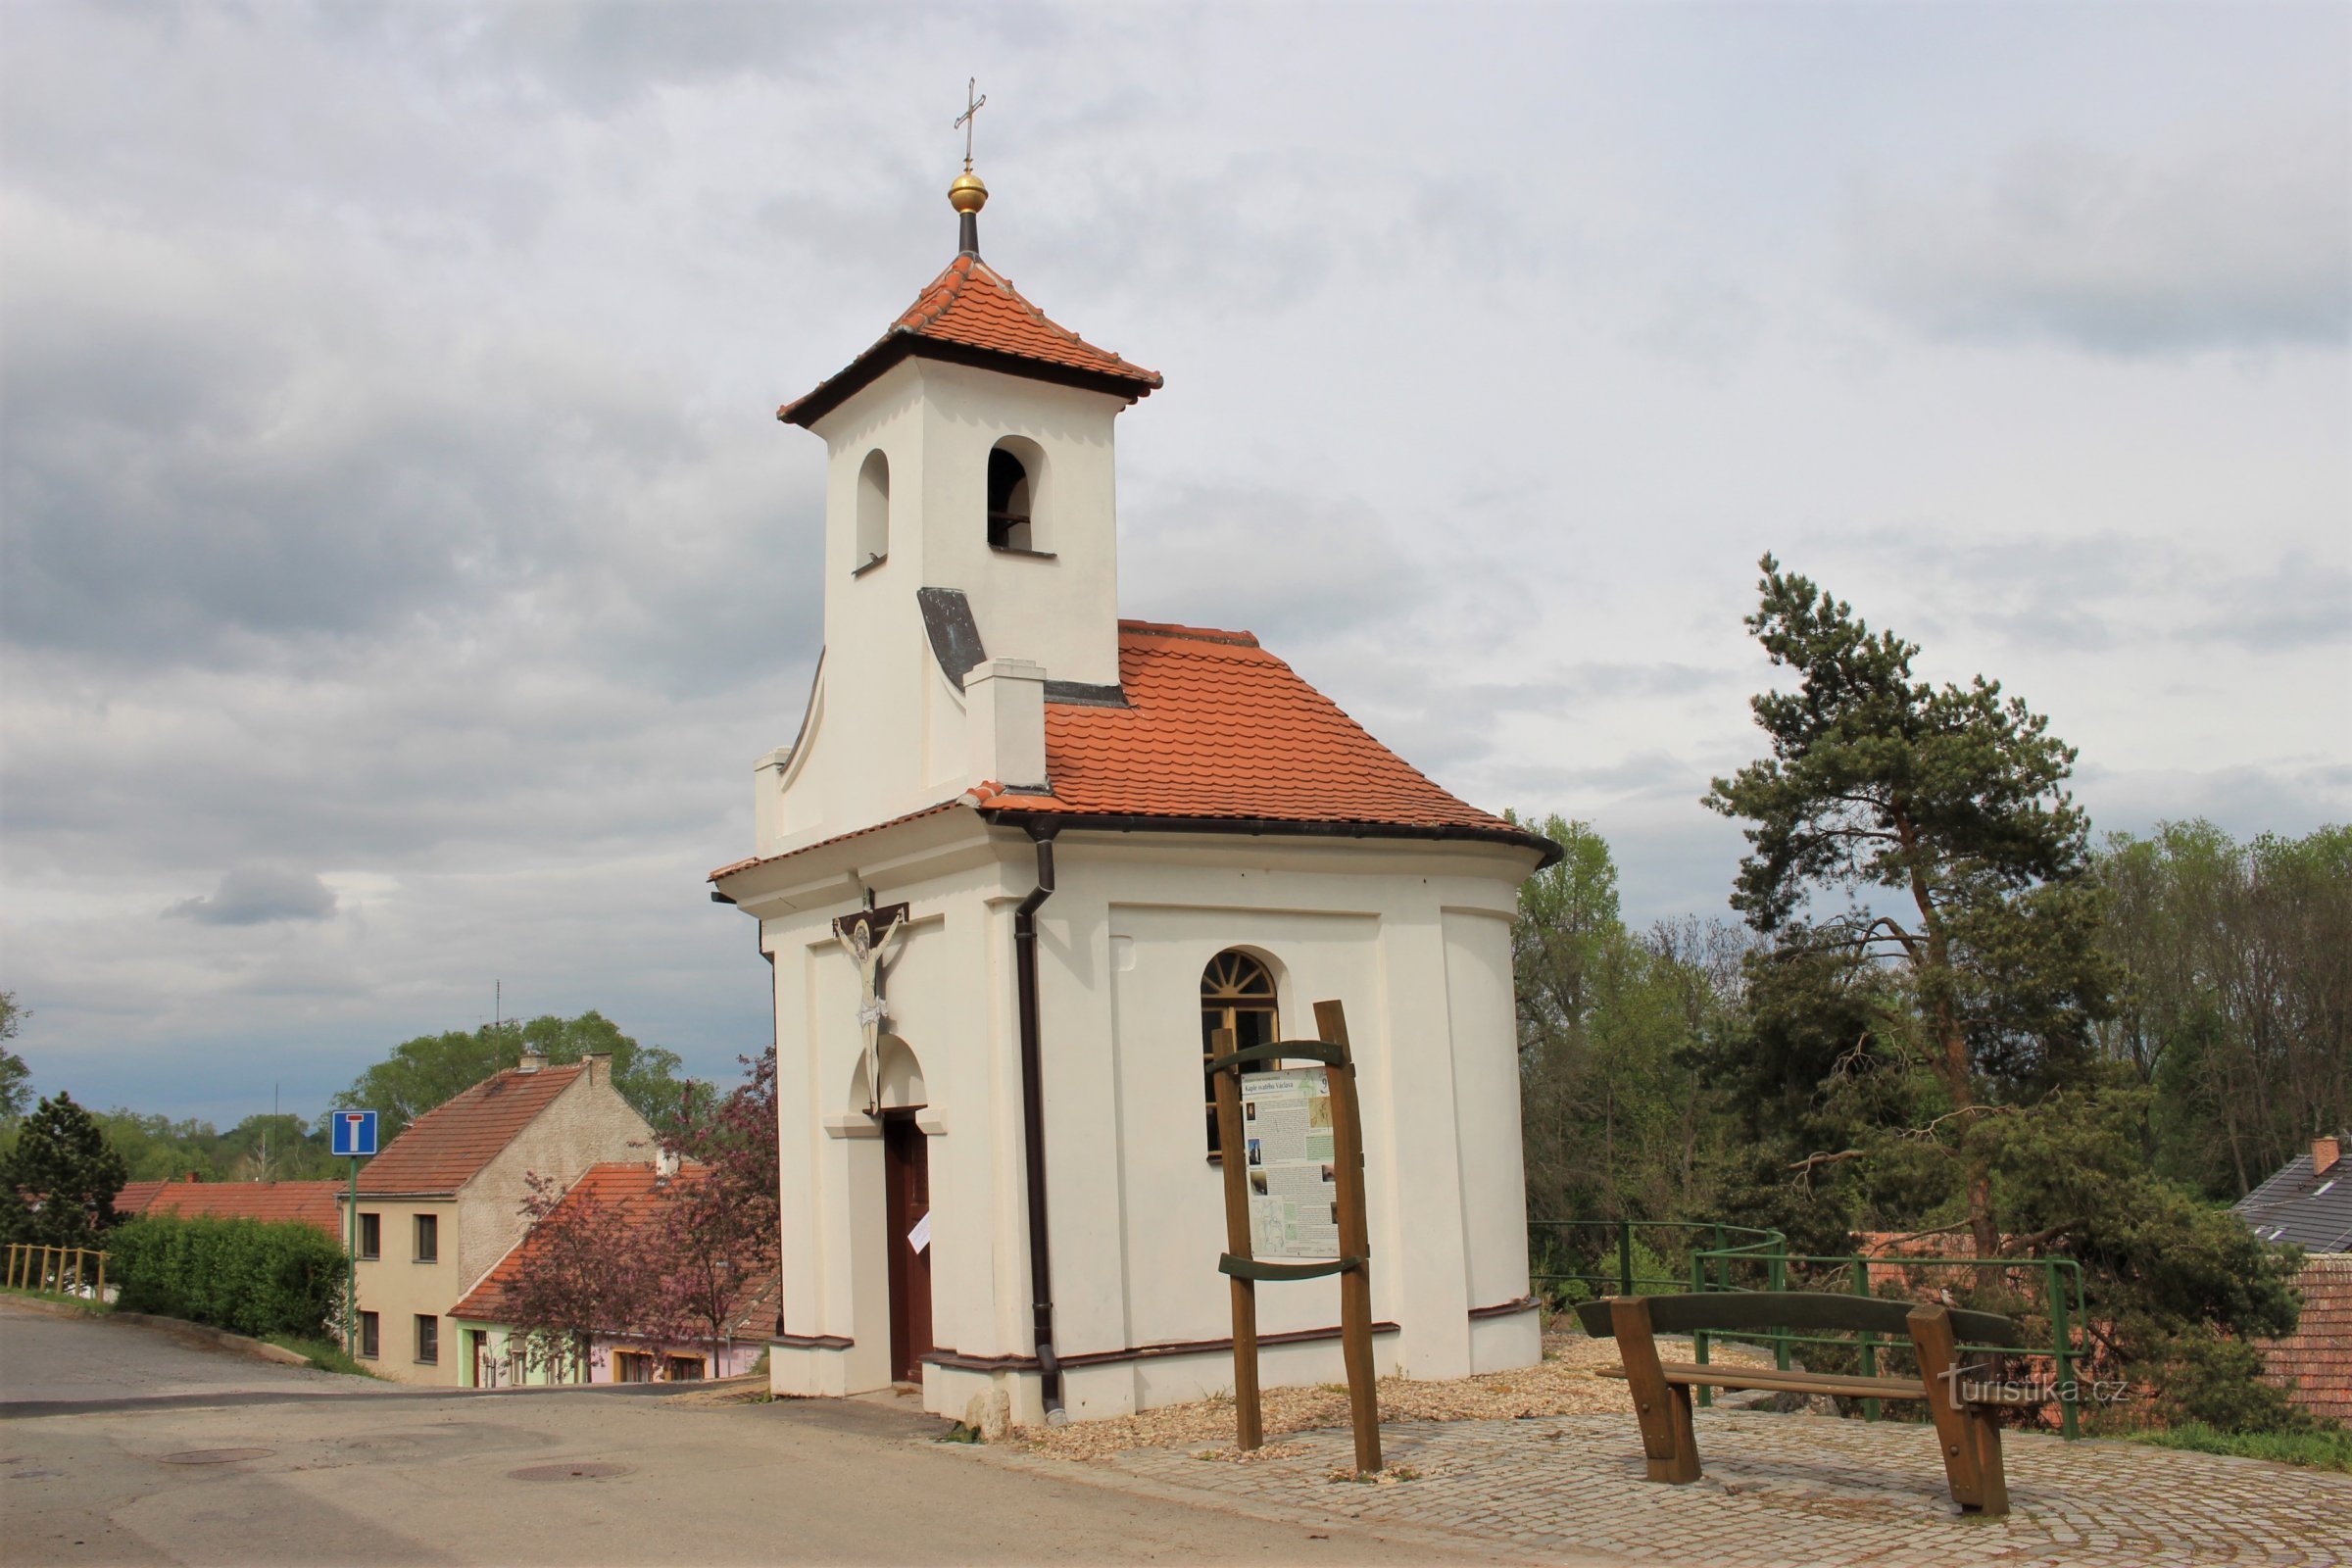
[332,1110,378,1158]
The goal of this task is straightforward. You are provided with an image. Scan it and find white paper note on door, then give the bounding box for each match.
[907,1212,932,1253]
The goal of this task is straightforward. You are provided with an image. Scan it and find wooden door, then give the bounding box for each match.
[882,1113,934,1383]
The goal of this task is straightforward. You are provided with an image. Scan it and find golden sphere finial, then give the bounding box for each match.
[949,171,989,215]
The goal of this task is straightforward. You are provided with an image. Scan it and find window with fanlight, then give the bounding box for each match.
[1200,950,1279,1156]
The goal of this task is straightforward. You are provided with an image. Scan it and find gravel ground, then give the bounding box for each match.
[1014,1328,1768,1460]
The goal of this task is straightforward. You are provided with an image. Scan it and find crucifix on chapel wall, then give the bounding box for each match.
[834,898,911,1116]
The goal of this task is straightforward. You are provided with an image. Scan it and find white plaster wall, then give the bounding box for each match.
[763,840,1035,1402]
[760,361,1132,861]
[1443,906,1540,1369]
[743,822,1543,1421]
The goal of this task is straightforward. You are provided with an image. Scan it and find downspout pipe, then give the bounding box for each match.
[1012,817,1066,1422]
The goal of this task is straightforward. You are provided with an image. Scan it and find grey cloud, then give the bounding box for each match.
[1846,129,2350,355]
[2077,760,2352,845]
[2186,552,2352,653]
[165,867,339,926]
[1461,664,1736,709]
[1120,481,1535,649]
[1833,533,2350,659]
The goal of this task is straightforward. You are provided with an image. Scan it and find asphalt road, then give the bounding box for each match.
[2,1302,1488,1565]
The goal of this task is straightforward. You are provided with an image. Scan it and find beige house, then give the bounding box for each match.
[342,1052,655,1386]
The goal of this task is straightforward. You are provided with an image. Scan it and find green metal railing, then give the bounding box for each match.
[1530,1221,2090,1440]
[1528,1219,1786,1298]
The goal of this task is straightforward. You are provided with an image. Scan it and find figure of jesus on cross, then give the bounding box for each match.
[836,905,910,1115]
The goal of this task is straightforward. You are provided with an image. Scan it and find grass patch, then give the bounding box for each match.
[264,1334,382,1379]
[2123,1422,2352,1473]
[1,1285,110,1315]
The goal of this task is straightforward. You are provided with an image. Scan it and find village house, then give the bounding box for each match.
[710,166,1557,1427]
[2235,1133,2352,1427]
[448,1159,781,1387]
[341,1052,654,1386]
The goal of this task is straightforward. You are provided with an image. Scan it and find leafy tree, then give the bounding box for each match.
[1513,815,1746,1227]
[0,992,29,1122]
[656,1048,783,1362]
[1704,555,2115,1254]
[93,1109,341,1183]
[1,1092,129,1248]
[2094,820,2351,1197]
[501,1170,660,1382]
[334,1011,687,1145]
[0,992,28,1128]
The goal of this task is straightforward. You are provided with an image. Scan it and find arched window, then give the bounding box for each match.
[987,440,1035,551]
[855,449,890,569]
[1200,950,1278,1156]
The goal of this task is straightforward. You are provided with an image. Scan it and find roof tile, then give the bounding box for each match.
[781,255,1159,425]
[358,1064,586,1197]
[712,623,1551,881]
[983,621,1532,836]
[112,1178,343,1236]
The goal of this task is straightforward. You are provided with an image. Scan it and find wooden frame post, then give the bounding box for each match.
[1313,1001,1381,1475]
[1908,1304,2006,1515]
[1209,1025,1263,1450]
[1209,1002,1383,1473]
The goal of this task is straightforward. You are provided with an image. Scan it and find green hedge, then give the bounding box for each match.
[109,1214,346,1340]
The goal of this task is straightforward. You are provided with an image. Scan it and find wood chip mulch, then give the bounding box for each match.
[1011,1328,1769,1460]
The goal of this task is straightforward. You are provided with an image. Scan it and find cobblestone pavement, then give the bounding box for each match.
[986,1408,2352,1566]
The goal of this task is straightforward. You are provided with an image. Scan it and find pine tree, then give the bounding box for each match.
[1705,555,2114,1254]
[2,1092,129,1248]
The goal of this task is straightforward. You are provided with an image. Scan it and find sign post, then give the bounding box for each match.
[1208,999,1381,1474]
[331,1110,378,1356]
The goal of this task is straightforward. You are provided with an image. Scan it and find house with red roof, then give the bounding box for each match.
[342,1052,656,1386]
[114,1175,343,1237]
[447,1160,781,1387]
[710,159,1558,1427]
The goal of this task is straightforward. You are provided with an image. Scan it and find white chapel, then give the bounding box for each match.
[710,158,1560,1426]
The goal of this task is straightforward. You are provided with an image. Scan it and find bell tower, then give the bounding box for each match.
[754,157,1162,852]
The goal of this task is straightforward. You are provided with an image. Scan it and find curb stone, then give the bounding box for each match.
[105,1311,313,1366]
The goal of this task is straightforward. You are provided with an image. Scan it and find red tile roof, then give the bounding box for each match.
[112,1177,344,1237]
[781,254,1160,427]
[710,800,967,883]
[114,1180,172,1216]
[980,622,1545,846]
[710,623,1554,881]
[357,1064,588,1197]
[451,1161,776,1335]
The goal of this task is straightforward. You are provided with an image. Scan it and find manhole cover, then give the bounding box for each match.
[158,1448,273,1465]
[507,1462,630,1483]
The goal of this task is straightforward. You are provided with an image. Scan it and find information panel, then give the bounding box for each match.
[1240,1066,1340,1259]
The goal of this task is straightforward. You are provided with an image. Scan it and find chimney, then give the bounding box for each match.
[517,1047,546,1074]
[965,658,1048,791]
[2315,1135,2341,1176]
[584,1052,612,1087]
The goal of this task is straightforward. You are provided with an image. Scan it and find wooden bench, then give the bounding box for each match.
[1575,1291,2041,1516]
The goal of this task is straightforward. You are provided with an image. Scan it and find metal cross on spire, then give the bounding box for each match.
[955,76,987,172]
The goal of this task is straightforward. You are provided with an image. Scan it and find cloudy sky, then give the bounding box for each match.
[3,2,2345,1125]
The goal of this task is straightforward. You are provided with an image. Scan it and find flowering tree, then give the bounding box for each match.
[652,1048,782,1366]
[500,1171,660,1383]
